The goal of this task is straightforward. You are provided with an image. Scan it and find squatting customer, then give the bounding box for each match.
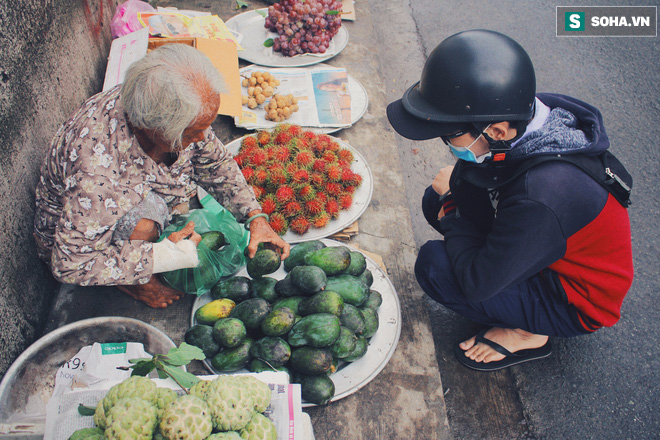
[387,30,634,371]
[34,44,288,309]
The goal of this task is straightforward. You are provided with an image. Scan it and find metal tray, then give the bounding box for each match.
[224,133,373,244]
[191,239,402,407]
[226,9,349,67]
[234,63,369,134]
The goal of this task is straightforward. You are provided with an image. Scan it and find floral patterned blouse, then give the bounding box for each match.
[33,85,260,286]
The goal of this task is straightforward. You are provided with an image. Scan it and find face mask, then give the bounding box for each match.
[447,125,491,163]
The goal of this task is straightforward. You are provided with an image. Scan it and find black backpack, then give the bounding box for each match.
[455,151,633,208]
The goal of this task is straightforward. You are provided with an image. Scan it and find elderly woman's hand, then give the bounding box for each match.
[245,213,291,260]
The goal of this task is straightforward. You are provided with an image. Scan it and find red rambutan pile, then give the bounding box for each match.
[234,124,363,235]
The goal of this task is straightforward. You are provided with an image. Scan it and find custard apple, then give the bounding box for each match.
[68,427,104,440]
[205,376,255,431]
[159,395,212,440]
[237,376,272,413]
[103,376,158,413]
[93,399,107,430]
[189,379,212,400]
[104,397,158,440]
[156,387,179,410]
[206,433,242,440]
[239,413,277,440]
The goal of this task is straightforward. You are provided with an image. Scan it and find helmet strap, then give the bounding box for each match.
[473,124,512,163]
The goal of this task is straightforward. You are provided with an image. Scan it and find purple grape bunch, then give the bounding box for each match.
[264,0,343,57]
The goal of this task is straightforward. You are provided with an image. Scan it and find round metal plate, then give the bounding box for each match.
[191,239,402,407]
[226,9,349,68]
[224,134,373,244]
[0,317,176,424]
[234,64,369,134]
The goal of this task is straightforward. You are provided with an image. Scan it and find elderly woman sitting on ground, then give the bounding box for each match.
[34,44,288,308]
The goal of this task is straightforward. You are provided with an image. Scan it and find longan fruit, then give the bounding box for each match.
[242,78,249,87]
[247,98,257,109]
[248,77,257,86]
[242,96,249,105]
[256,94,266,104]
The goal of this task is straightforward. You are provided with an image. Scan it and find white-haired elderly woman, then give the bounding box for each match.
[34,44,289,308]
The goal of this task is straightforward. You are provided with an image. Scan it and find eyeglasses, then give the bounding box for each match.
[441,124,491,148]
[440,128,472,145]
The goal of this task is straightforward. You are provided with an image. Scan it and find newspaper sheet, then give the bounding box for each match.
[137,12,242,49]
[236,66,352,130]
[43,343,312,439]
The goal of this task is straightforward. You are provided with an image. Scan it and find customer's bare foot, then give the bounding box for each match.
[117,275,184,308]
[458,327,549,364]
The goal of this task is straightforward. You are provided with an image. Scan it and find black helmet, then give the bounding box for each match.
[388,29,536,140]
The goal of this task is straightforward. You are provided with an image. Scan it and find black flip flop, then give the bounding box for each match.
[453,329,552,372]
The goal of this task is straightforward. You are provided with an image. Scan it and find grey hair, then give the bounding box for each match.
[121,44,227,150]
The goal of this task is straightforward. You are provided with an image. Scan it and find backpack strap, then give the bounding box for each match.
[456,151,633,208]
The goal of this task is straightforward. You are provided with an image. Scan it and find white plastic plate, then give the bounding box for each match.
[224,134,373,243]
[190,239,402,407]
[226,9,349,67]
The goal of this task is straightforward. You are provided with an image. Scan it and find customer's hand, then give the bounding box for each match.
[432,165,454,196]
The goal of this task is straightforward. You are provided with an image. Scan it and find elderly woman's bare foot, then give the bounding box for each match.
[458,327,549,364]
[117,276,184,308]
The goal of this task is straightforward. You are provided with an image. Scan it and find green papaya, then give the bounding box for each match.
[212,317,247,348]
[298,290,344,317]
[194,298,236,325]
[199,230,228,251]
[261,307,296,336]
[287,313,341,348]
[229,298,271,330]
[184,324,221,358]
[284,240,326,272]
[360,307,379,338]
[339,303,365,335]
[329,326,358,359]
[296,374,335,405]
[325,274,369,306]
[290,265,327,294]
[357,268,374,287]
[272,296,306,315]
[363,289,383,310]
[274,274,304,297]
[247,248,281,278]
[344,251,367,276]
[250,336,291,366]
[211,276,253,302]
[289,346,334,375]
[304,246,351,276]
[251,276,279,302]
[249,358,291,378]
[211,338,253,372]
[343,335,368,362]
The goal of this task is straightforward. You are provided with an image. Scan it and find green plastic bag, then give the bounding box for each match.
[158,192,250,295]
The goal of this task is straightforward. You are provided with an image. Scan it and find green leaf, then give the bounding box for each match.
[326,10,340,15]
[128,357,151,364]
[162,364,201,390]
[236,0,249,8]
[78,404,96,416]
[256,9,267,17]
[162,342,205,366]
[263,38,274,48]
[157,369,168,380]
[130,360,156,377]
